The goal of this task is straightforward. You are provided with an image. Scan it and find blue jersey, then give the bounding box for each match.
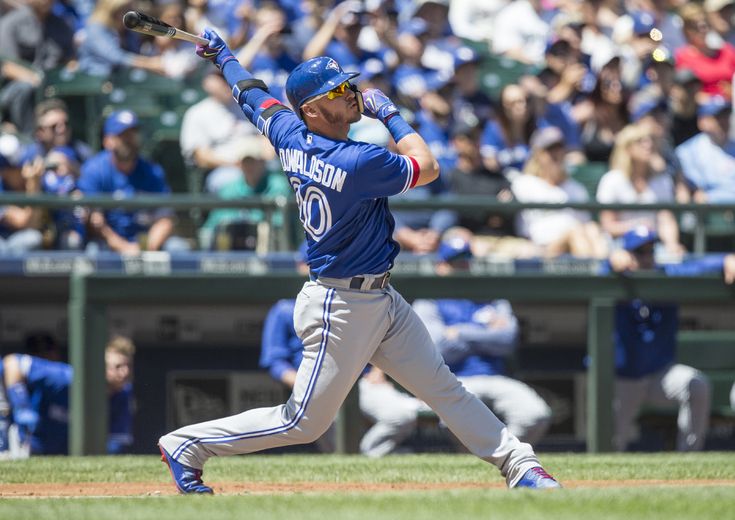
[15,355,134,455]
[78,151,172,241]
[259,299,303,381]
[239,97,419,278]
[435,300,517,377]
[601,254,728,378]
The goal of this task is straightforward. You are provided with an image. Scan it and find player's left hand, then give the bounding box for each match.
[196,28,236,70]
[362,88,400,124]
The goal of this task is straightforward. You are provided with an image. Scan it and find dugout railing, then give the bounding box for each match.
[1,193,733,254]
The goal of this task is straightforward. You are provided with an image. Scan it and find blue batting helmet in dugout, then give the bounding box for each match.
[285,57,360,118]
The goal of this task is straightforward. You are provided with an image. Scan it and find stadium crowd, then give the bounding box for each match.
[0,0,734,257]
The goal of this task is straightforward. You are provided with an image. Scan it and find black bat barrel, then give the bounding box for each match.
[123,11,176,38]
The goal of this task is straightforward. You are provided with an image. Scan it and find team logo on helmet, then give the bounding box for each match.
[326,59,340,72]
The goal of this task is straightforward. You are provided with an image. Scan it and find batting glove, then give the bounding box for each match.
[196,28,236,70]
[362,88,401,124]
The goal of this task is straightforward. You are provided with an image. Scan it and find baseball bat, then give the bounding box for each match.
[122,11,209,46]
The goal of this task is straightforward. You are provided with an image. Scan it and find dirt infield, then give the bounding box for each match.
[2,479,734,497]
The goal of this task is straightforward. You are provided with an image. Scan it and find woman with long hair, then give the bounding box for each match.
[596,123,684,255]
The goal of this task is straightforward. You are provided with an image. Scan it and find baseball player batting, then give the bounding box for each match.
[157,28,561,493]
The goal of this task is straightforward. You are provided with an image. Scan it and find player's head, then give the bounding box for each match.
[436,228,474,275]
[286,57,363,125]
[622,226,658,268]
[105,335,136,392]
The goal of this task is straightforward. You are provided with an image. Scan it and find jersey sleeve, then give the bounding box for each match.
[259,300,298,382]
[351,144,419,199]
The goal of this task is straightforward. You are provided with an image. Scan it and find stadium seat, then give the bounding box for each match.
[568,161,609,199]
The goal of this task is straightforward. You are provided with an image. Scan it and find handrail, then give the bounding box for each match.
[1,193,734,213]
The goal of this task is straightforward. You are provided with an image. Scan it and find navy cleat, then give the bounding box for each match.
[159,444,213,494]
[514,466,562,489]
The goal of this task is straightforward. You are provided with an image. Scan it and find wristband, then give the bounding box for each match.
[385,114,416,143]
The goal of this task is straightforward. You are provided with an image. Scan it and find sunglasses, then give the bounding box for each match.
[309,81,353,103]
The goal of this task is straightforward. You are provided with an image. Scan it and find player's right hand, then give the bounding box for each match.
[362,88,401,124]
[196,28,236,70]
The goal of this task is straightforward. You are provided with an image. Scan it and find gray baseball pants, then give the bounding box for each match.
[159,277,542,486]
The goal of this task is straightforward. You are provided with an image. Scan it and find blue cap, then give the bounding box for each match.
[629,90,668,122]
[399,18,429,37]
[104,110,139,136]
[453,46,481,69]
[530,126,565,151]
[632,10,656,36]
[285,57,359,118]
[697,96,732,117]
[622,226,658,251]
[437,237,473,262]
[360,58,386,82]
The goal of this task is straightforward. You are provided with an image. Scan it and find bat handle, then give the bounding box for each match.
[177,31,210,46]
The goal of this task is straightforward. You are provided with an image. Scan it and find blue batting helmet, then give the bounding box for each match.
[286,56,359,118]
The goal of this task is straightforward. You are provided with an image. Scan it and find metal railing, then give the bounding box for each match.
[2,193,733,253]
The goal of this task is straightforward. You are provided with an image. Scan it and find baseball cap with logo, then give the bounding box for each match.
[622,226,658,251]
[104,110,139,137]
[629,89,668,122]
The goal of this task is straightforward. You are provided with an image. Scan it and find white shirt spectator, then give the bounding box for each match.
[511,173,591,245]
[596,169,675,231]
[179,97,258,165]
[449,0,508,45]
[491,0,550,65]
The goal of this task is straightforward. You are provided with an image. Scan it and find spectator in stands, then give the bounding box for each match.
[142,0,201,80]
[480,84,539,177]
[78,110,190,254]
[391,18,435,106]
[413,231,552,444]
[235,1,299,104]
[604,227,735,451]
[302,0,380,70]
[669,68,702,147]
[179,70,260,193]
[449,45,494,133]
[260,299,423,457]
[448,118,537,259]
[491,0,550,66]
[77,0,165,77]
[199,136,291,251]
[706,0,735,47]
[0,0,74,134]
[20,98,92,167]
[0,335,136,457]
[675,96,735,203]
[597,123,684,256]
[511,127,608,259]
[40,146,86,250]
[542,37,595,107]
[574,53,631,163]
[448,0,507,47]
[675,2,735,100]
[0,133,44,254]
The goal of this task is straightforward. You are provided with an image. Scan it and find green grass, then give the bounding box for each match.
[1,453,734,520]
